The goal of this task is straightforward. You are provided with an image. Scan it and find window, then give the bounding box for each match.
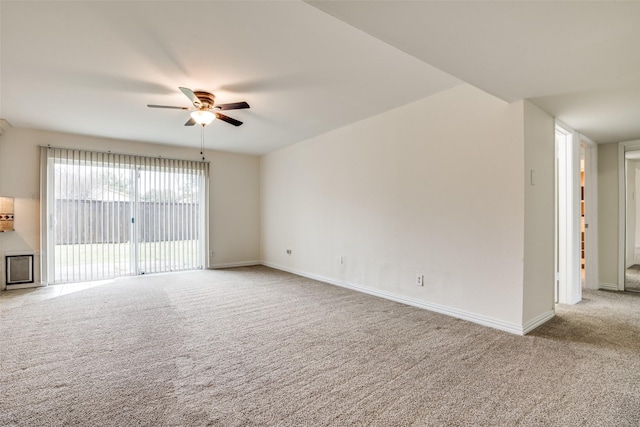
[40,147,209,284]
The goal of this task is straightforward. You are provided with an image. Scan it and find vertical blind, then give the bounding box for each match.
[40,147,209,284]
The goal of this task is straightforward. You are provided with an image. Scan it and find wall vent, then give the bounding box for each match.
[6,255,34,285]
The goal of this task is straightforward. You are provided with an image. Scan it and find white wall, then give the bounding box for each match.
[261,84,539,332]
[522,101,555,326]
[208,150,261,268]
[0,127,261,289]
[597,142,619,288]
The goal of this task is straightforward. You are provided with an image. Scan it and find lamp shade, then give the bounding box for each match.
[190,110,215,126]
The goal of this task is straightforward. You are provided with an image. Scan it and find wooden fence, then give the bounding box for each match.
[54,199,200,244]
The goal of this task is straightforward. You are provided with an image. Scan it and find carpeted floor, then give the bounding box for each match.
[1,266,639,426]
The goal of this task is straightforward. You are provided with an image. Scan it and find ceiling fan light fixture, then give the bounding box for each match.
[148,87,248,127]
[190,110,215,126]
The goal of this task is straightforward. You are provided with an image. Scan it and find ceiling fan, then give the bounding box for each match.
[147,87,250,127]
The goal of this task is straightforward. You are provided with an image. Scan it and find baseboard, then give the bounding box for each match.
[210,260,261,269]
[522,310,555,334]
[262,261,526,336]
[599,282,621,291]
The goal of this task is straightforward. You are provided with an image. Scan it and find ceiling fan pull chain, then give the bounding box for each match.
[200,125,205,161]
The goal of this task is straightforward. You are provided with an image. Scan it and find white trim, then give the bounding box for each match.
[599,282,619,291]
[555,120,574,135]
[618,139,640,292]
[39,147,51,286]
[210,260,262,269]
[523,310,555,335]
[262,261,530,336]
[618,142,625,291]
[582,137,599,290]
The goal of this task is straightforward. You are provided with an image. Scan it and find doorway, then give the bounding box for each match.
[555,123,596,303]
[581,137,598,291]
[623,150,640,292]
[555,123,581,304]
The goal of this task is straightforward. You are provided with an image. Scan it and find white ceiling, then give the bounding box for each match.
[1,1,638,155]
[308,1,640,145]
[0,1,460,155]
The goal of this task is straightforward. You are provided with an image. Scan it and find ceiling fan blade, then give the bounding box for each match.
[215,113,243,126]
[179,87,203,108]
[147,104,189,110]
[184,117,196,126]
[217,101,250,111]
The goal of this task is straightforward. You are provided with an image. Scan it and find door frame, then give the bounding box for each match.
[618,139,640,291]
[582,136,598,290]
[555,121,581,304]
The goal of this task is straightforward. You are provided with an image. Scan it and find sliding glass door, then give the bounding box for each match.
[41,147,208,284]
[135,157,205,275]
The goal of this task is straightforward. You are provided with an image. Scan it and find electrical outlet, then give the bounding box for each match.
[210,251,215,258]
[339,256,344,264]
[417,274,424,287]
[286,249,292,255]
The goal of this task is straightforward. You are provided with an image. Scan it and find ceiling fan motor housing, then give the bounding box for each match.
[194,91,216,109]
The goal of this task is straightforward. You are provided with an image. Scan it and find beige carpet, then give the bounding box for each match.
[1,266,639,426]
